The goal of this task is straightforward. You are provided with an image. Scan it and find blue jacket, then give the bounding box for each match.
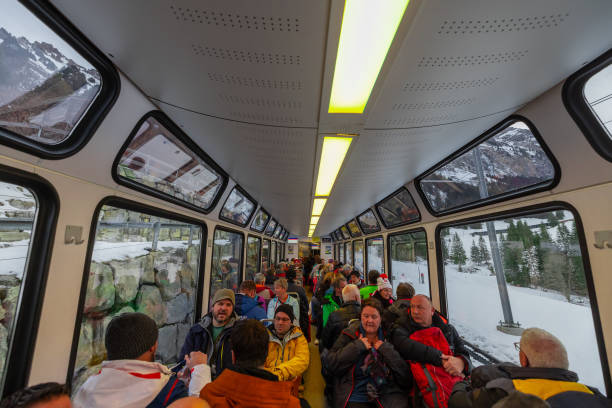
[146,375,187,407]
[235,293,267,320]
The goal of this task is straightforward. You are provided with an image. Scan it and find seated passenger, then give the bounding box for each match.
[181,289,237,380]
[264,305,310,396]
[390,295,472,377]
[349,270,364,288]
[321,275,347,327]
[359,270,380,300]
[200,319,300,407]
[255,273,274,299]
[326,298,411,407]
[235,280,267,320]
[382,282,415,332]
[74,313,209,407]
[1,382,71,408]
[267,278,300,326]
[448,327,611,408]
[370,276,394,309]
[321,284,361,350]
[286,268,310,340]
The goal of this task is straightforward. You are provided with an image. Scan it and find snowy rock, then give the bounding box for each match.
[0,324,7,375]
[180,264,195,291]
[141,253,156,284]
[155,264,182,300]
[156,324,177,364]
[2,286,19,327]
[75,319,94,371]
[0,275,20,287]
[186,245,200,273]
[176,322,191,360]
[7,198,35,210]
[110,258,141,304]
[166,293,189,324]
[84,263,115,314]
[72,363,102,396]
[135,285,166,326]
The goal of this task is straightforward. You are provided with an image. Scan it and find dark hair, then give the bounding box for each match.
[286,268,296,281]
[0,383,69,408]
[230,319,269,368]
[367,269,380,285]
[361,298,383,317]
[349,270,361,279]
[396,282,415,299]
[239,280,256,292]
[332,275,347,290]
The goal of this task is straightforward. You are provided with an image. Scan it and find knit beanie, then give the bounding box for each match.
[274,304,295,323]
[377,277,392,291]
[105,312,158,360]
[212,288,235,306]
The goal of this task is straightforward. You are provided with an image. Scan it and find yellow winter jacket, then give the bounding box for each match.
[264,326,310,382]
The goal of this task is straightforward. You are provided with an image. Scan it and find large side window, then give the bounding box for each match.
[0,1,118,158]
[438,206,607,391]
[418,117,558,215]
[564,49,612,161]
[357,209,381,235]
[72,203,203,393]
[353,240,364,274]
[250,208,270,233]
[262,239,270,272]
[246,236,261,281]
[210,228,243,298]
[389,230,429,297]
[271,241,277,265]
[339,243,345,263]
[219,186,256,227]
[346,240,353,266]
[115,112,228,213]
[376,187,420,228]
[366,237,385,274]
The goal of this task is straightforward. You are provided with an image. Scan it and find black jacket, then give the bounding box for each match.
[321,301,361,350]
[288,280,309,335]
[371,290,394,310]
[382,298,411,333]
[390,312,472,373]
[449,363,611,408]
[326,321,411,408]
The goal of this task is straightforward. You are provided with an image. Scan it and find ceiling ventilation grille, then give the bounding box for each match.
[217,94,303,109]
[438,13,569,35]
[402,77,499,91]
[417,51,528,68]
[170,6,300,32]
[207,73,303,90]
[193,45,302,65]
[391,98,474,111]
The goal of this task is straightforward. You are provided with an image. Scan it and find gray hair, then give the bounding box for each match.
[342,284,361,303]
[274,277,288,290]
[254,273,266,284]
[342,264,353,272]
[520,328,569,369]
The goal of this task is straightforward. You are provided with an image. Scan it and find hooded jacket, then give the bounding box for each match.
[359,284,378,300]
[321,291,343,327]
[180,313,237,379]
[382,297,411,333]
[235,293,267,320]
[265,326,310,383]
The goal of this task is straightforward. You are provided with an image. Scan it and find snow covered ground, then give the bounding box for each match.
[92,239,200,263]
[391,259,430,297]
[0,239,30,278]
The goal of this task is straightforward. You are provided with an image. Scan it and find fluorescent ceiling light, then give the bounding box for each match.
[328,0,409,114]
[312,198,327,216]
[311,216,320,225]
[315,136,353,196]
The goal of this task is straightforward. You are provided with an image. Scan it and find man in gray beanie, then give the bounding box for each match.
[180,288,239,380]
[73,313,209,408]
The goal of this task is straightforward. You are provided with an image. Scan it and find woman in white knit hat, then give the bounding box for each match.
[370,274,395,310]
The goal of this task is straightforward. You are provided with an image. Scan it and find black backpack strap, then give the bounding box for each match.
[421,364,440,408]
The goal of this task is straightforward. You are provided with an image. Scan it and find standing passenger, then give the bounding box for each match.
[267,278,300,326]
[235,280,267,320]
[371,276,394,309]
[359,270,380,300]
[321,275,347,327]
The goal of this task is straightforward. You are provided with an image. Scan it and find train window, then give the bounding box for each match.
[0,1,118,158]
[388,230,429,297]
[246,236,261,281]
[115,112,228,214]
[340,225,351,240]
[347,220,362,237]
[264,218,277,236]
[438,206,606,391]
[339,242,345,263]
[273,224,282,239]
[375,187,420,228]
[219,186,256,227]
[353,240,364,274]
[564,49,612,161]
[210,228,243,299]
[346,240,353,266]
[250,207,270,233]
[417,117,558,215]
[262,239,270,271]
[357,209,381,235]
[366,236,385,274]
[72,203,203,393]
[271,241,277,265]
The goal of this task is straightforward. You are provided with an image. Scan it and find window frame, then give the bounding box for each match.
[387,227,431,297]
[375,186,421,229]
[563,49,612,162]
[365,235,385,274]
[246,235,262,280]
[112,110,229,215]
[434,200,610,394]
[66,196,207,388]
[249,207,271,233]
[357,208,382,235]
[416,115,561,217]
[346,219,362,238]
[209,226,245,299]
[0,0,120,159]
[264,218,277,236]
[218,185,258,228]
[0,165,58,397]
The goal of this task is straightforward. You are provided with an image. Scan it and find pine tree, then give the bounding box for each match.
[450,232,467,271]
[569,221,586,296]
[470,239,481,265]
[441,237,450,265]
[478,235,491,266]
[556,222,573,301]
[521,246,540,287]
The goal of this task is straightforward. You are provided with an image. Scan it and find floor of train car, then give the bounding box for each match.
[303,287,326,408]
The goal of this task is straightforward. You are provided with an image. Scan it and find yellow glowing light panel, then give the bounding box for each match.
[311,216,320,225]
[312,198,327,216]
[328,0,410,113]
[315,136,353,196]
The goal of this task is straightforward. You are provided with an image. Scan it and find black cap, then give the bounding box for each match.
[274,304,295,323]
[105,313,158,360]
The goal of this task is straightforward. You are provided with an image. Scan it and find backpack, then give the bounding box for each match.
[408,327,463,408]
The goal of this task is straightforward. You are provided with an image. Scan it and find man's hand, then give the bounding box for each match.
[185,351,207,369]
[441,354,465,378]
[358,335,370,349]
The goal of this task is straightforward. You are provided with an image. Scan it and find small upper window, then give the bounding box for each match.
[250,207,270,232]
[347,220,362,237]
[219,186,256,227]
[418,118,557,215]
[376,187,420,228]
[116,113,227,213]
[357,209,381,235]
[273,224,282,239]
[0,1,117,157]
[340,225,351,240]
[584,64,612,138]
[265,218,277,236]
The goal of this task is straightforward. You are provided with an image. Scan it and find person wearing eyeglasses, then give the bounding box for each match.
[264,304,310,397]
[448,327,610,408]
